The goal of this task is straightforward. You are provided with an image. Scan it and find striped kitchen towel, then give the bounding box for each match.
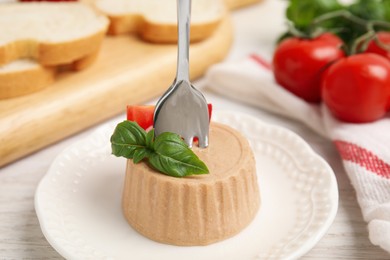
[205,54,390,253]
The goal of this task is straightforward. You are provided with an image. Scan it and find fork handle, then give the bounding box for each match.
[176,0,191,82]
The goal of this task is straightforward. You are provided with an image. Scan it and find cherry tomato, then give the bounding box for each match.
[365,32,390,60]
[127,104,213,130]
[273,33,345,103]
[322,53,390,123]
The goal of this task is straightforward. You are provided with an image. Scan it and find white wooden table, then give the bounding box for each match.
[1,1,390,259]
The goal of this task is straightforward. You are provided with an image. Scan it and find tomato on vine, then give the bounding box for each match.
[365,31,390,60]
[272,33,345,103]
[322,53,390,123]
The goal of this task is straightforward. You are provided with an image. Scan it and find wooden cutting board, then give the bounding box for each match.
[0,16,233,167]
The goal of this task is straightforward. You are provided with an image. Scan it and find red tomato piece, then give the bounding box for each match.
[322,53,390,123]
[126,105,155,130]
[207,103,213,120]
[127,104,213,130]
[273,33,345,103]
[365,32,390,60]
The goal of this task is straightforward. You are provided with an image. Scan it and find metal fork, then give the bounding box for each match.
[153,0,209,148]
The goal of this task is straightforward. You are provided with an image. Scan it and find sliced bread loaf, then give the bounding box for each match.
[0,51,98,99]
[94,0,226,43]
[0,60,55,99]
[0,2,109,66]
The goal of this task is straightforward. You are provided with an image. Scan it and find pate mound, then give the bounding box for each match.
[122,122,260,246]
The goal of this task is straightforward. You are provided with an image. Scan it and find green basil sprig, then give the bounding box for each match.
[110,121,209,178]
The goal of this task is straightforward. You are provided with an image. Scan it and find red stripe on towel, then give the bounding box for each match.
[334,140,390,179]
[250,54,272,70]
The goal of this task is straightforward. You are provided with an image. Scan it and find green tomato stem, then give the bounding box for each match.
[350,30,376,54]
[284,9,390,55]
[310,10,390,55]
[311,10,367,29]
[368,21,390,52]
[285,20,309,39]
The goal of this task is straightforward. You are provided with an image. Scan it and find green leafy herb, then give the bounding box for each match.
[110,120,147,159]
[148,132,209,177]
[110,121,209,178]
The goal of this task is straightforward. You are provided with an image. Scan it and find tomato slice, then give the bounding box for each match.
[127,104,213,130]
[207,103,213,121]
[126,105,155,130]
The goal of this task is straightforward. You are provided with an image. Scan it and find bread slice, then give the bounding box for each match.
[0,51,98,99]
[0,2,109,66]
[0,60,55,99]
[224,0,264,10]
[94,0,226,43]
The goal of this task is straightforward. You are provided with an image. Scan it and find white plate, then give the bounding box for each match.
[35,111,338,260]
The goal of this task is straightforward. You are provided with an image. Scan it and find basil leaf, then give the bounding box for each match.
[148,132,209,177]
[146,129,155,149]
[110,121,209,177]
[133,148,150,164]
[110,121,147,158]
